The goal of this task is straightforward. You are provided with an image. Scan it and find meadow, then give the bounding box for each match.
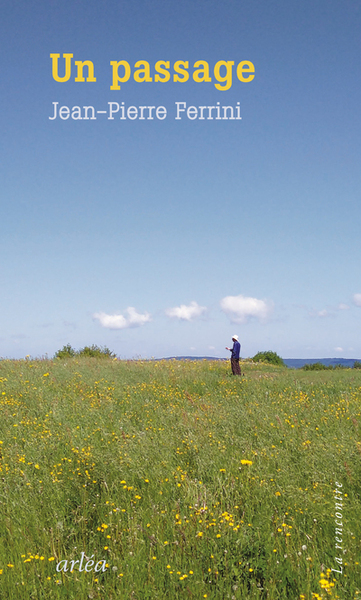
[0,357,360,599]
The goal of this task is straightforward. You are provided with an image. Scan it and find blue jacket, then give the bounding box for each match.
[231,340,241,359]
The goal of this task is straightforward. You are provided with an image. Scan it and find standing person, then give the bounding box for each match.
[225,335,242,376]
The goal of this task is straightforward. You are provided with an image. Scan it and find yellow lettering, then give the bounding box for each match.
[236,60,255,82]
[50,53,73,82]
[110,61,131,90]
[173,61,189,82]
[154,61,170,83]
[74,60,96,82]
[214,61,234,91]
[193,60,211,83]
[134,61,152,83]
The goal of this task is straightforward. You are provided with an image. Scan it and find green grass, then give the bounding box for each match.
[0,358,360,599]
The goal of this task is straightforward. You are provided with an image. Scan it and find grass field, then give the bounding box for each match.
[0,358,360,599]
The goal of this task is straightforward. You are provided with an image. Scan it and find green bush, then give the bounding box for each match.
[54,344,76,359]
[54,344,116,359]
[302,362,331,371]
[353,360,361,369]
[252,351,285,367]
[77,344,116,359]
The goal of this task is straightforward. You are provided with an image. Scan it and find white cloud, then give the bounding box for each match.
[335,347,343,353]
[308,307,334,318]
[165,301,207,321]
[220,294,273,324]
[353,293,361,307]
[338,303,350,310]
[93,307,151,330]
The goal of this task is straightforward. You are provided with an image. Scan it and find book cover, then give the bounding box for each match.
[1,1,359,598]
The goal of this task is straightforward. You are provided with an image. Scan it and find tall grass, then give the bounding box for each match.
[0,358,360,599]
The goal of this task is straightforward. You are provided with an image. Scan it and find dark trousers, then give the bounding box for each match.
[231,358,242,375]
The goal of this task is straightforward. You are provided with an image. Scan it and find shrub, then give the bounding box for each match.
[54,344,116,359]
[77,345,116,359]
[54,344,76,359]
[302,362,332,371]
[353,360,361,369]
[252,351,285,367]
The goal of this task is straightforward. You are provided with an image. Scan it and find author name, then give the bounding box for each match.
[49,101,242,121]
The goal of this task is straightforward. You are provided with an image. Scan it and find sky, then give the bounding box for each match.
[1,0,361,360]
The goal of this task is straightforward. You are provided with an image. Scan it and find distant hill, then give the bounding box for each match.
[283,358,360,369]
[161,356,224,361]
[160,356,360,369]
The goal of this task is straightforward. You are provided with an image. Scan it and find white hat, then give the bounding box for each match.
[232,335,239,340]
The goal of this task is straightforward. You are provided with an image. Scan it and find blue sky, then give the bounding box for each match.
[1,0,361,359]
